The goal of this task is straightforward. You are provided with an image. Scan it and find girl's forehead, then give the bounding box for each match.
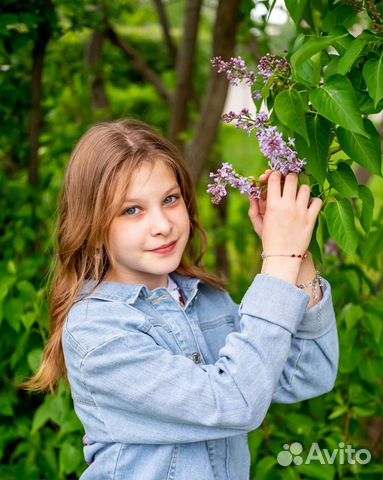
[125,160,179,197]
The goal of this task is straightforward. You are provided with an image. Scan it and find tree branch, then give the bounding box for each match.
[85,29,110,112]
[168,0,202,145]
[185,0,241,183]
[28,16,51,186]
[105,23,172,104]
[152,0,177,64]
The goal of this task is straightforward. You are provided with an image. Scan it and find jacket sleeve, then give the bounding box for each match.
[225,277,339,404]
[82,275,316,445]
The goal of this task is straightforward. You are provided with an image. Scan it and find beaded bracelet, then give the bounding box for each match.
[261,252,308,260]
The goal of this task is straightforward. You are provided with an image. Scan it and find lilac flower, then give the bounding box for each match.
[255,126,306,175]
[207,163,261,205]
[211,56,256,86]
[222,110,267,135]
[324,239,340,257]
[257,54,291,80]
[252,91,262,101]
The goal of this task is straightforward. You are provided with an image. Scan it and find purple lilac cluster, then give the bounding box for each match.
[207,163,262,205]
[257,53,291,80]
[255,126,306,175]
[222,109,265,134]
[221,110,306,176]
[211,56,256,86]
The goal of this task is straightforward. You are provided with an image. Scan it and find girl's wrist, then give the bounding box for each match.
[261,256,301,285]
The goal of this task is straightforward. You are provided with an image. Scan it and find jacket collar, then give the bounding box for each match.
[78,272,204,305]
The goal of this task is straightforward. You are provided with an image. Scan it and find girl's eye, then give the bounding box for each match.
[123,206,141,216]
[164,194,179,204]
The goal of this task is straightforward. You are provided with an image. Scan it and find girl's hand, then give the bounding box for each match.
[260,171,323,255]
[248,169,272,239]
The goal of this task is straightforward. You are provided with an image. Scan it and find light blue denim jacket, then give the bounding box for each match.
[62,272,339,480]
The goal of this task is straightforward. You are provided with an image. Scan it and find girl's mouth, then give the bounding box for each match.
[150,240,177,254]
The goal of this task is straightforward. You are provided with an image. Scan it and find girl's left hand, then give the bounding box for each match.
[248,169,273,239]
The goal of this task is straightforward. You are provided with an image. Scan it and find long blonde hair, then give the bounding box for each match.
[20,119,226,395]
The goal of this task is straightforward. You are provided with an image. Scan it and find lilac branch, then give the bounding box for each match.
[207,55,306,205]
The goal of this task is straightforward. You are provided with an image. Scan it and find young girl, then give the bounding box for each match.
[23,119,339,480]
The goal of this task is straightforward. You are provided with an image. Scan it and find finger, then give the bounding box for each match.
[281,173,298,200]
[308,197,323,221]
[266,170,282,204]
[248,197,263,233]
[296,184,311,208]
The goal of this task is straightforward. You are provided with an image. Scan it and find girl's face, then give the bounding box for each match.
[104,159,190,290]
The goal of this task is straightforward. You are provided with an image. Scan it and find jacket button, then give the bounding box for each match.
[191,352,202,364]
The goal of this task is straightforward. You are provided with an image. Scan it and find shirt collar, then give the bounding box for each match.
[78,272,203,305]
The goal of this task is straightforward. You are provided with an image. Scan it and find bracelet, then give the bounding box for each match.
[297,270,323,299]
[261,252,308,260]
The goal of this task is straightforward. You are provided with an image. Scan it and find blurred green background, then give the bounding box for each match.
[1,0,382,478]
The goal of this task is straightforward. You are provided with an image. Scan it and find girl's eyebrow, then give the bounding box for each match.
[124,184,180,203]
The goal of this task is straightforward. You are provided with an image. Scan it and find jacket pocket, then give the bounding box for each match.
[199,315,236,361]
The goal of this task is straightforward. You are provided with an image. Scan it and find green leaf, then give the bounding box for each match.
[309,75,367,137]
[253,456,277,480]
[328,405,348,419]
[295,462,336,480]
[324,199,358,255]
[337,119,382,175]
[59,442,83,476]
[327,162,358,197]
[27,349,42,373]
[274,89,309,144]
[285,0,308,26]
[336,36,367,75]
[295,115,332,184]
[291,35,346,86]
[291,35,343,70]
[355,90,383,114]
[363,52,383,107]
[322,5,358,32]
[357,185,374,234]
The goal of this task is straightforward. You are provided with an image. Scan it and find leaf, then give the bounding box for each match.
[363,52,383,107]
[291,35,346,86]
[274,89,309,144]
[253,456,277,480]
[295,462,336,480]
[355,90,383,114]
[337,119,382,175]
[357,185,374,234]
[324,199,358,256]
[336,36,367,75]
[285,0,308,25]
[59,442,83,476]
[322,5,358,33]
[309,75,367,137]
[327,162,358,197]
[295,115,332,184]
[328,405,348,419]
[291,35,344,71]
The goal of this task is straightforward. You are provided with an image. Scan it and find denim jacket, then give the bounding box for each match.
[62,272,339,480]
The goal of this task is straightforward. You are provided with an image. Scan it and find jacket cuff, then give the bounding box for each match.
[294,278,336,339]
[239,274,310,335]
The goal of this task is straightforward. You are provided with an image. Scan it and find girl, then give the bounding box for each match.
[23,119,339,480]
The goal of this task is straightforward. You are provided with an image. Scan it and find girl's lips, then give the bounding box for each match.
[150,241,177,254]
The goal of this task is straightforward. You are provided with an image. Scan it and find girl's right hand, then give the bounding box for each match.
[260,171,323,256]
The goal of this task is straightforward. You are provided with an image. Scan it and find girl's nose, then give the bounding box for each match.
[149,210,172,236]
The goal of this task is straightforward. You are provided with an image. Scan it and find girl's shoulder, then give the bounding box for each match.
[64,280,147,354]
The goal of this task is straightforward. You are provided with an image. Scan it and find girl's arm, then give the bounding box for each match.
[224,273,338,404]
